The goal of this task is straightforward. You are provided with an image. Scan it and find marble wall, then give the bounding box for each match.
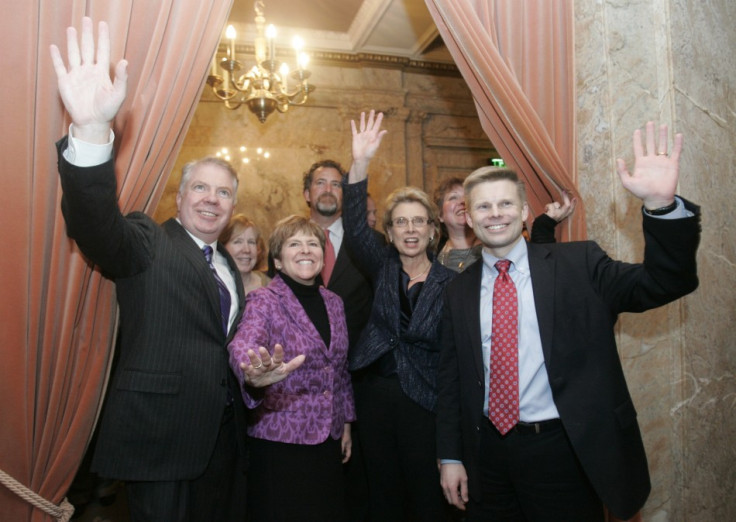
[156,1,735,519]
[574,0,735,520]
[153,62,496,241]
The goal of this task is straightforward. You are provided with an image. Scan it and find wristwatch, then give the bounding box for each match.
[643,200,677,216]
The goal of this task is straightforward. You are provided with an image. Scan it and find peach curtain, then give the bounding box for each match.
[0,1,232,520]
[425,0,586,241]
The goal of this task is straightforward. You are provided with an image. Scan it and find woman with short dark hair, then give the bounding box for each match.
[229,214,355,521]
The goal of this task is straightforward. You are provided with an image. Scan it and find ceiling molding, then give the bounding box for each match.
[221,43,460,75]
[224,0,453,64]
[348,0,394,50]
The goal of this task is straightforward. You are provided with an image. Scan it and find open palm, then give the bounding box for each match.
[50,18,127,139]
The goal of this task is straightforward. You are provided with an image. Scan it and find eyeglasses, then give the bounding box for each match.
[390,216,432,228]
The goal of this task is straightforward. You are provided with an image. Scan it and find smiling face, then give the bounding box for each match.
[304,166,343,218]
[225,226,259,276]
[439,184,467,233]
[387,201,435,260]
[466,179,528,258]
[176,163,236,244]
[275,232,324,285]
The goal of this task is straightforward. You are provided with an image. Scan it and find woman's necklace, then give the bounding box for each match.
[440,242,473,271]
[408,262,431,281]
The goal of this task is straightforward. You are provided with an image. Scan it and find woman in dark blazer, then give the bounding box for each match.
[228,215,356,521]
[342,111,456,521]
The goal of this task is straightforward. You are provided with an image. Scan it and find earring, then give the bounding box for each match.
[430,236,434,241]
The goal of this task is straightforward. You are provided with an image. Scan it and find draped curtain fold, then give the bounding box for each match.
[425,0,586,241]
[0,1,232,520]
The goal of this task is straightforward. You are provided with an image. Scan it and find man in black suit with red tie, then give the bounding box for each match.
[437,122,700,521]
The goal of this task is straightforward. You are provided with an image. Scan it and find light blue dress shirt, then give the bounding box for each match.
[479,239,560,422]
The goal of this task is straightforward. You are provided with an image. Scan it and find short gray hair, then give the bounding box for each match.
[179,156,239,203]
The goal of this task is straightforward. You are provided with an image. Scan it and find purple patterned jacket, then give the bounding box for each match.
[228,274,356,445]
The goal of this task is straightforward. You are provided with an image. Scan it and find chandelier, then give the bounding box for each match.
[207,1,315,123]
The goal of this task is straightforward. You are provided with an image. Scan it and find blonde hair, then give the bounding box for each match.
[463,167,526,207]
[382,186,440,251]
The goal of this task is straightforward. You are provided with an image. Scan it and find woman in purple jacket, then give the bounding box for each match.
[229,215,356,521]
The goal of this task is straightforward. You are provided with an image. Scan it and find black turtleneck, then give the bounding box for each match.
[278,271,331,348]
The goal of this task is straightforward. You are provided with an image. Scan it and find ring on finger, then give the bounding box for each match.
[252,361,263,369]
[657,151,667,156]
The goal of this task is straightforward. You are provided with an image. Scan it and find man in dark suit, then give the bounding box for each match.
[302,159,375,351]
[437,122,700,521]
[51,18,299,521]
[301,159,376,520]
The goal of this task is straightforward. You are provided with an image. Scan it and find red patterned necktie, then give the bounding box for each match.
[489,259,519,435]
[322,229,336,284]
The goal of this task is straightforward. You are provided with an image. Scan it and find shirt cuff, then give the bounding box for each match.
[62,124,115,167]
[645,197,694,220]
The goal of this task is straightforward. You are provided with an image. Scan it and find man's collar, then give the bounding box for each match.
[481,238,528,273]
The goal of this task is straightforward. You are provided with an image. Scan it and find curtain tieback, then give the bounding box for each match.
[0,468,75,521]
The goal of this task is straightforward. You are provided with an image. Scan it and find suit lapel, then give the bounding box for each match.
[406,261,451,329]
[527,242,555,366]
[321,288,345,359]
[163,220,222,330]
[218,242,245,340]
[462,260,485,381]
[328,243,350,287]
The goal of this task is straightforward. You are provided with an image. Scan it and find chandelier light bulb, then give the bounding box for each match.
[298,52,310,70]
[209,2,315,123]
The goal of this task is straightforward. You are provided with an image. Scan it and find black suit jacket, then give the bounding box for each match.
[57,138,247,481]
[437,200,700,519]
[326,226,376,354]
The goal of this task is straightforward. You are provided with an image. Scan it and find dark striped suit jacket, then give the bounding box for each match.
[57,138,246,481]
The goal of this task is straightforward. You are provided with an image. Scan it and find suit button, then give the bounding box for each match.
[477,380,482,387]
[323,390,331,398]
[324,366,331,372]
[476,426,480,432]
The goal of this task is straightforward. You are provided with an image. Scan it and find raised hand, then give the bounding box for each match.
[348,110,388,182]
[544,189,577,223]
[50,17,128,143]
[616,121,683,210]
[240,343,305,388]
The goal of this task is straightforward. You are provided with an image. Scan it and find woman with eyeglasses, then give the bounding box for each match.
[341,110,455,521]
